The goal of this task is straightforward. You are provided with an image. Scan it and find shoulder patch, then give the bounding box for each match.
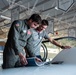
[23,30,27,33]
[27,30,31,35]
[16,23,19,27]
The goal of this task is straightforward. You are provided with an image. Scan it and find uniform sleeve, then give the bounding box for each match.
[12,20,23,55]
[44,31,50,39]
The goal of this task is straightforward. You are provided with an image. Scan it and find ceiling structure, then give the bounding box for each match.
[0,0,76,38]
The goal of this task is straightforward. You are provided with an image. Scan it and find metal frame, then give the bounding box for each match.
[41,43,48,61]
[58,0,74,11]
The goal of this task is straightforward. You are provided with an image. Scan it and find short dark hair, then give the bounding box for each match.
[29,13,41,24]
[41,19,48,26]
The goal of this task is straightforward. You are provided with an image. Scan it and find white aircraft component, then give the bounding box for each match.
[51,47,76,64]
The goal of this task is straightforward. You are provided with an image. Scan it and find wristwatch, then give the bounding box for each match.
[61,46,65,49]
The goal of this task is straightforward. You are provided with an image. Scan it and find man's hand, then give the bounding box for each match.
[19,53,28,65]
[61,46,71,49]
[35,57,42,62]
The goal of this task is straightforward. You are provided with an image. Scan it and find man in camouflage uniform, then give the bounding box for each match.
[2,14,41,69]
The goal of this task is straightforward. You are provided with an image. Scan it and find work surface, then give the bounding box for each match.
[0,47,76,75]
[0,64,76,75]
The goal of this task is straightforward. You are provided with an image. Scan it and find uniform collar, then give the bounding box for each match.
[24,19,30,29]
